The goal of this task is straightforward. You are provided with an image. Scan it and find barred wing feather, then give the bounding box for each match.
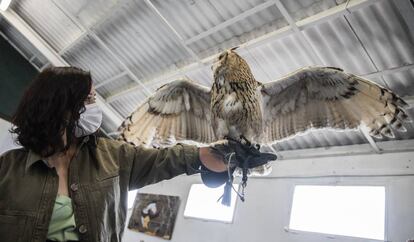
[118,79,216,146]
[261,67,409,143]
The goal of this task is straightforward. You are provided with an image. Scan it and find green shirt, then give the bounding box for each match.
[0,135,201,242]
[47,195,79,241]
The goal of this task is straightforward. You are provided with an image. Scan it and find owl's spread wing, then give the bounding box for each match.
[118,79,216,146]
[261,67,409,143]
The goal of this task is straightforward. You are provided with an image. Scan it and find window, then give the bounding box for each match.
[183,184,239,223]
[128,190,138,209]
[289,185,385,240]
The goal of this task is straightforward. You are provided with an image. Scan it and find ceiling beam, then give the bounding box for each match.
[273,0,324,65]
[144,0,214,86]
[50,0,153,98]
[103,0,216,103]
[184,1,277,45]
[363,63,414,79]
[58,30,88,55]
[106,0,376,102]
[0,10,124,130]
[57,1,125,55]
[95,71,128,89]
[60,0,216,92]
[106,50,413,105]
[106,61,202,103]
[144,0,200,62]
[294,0,377,29]
[277,139,414,160]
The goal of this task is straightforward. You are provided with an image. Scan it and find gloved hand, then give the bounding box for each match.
[201,139,277,205]
[200,139,277,188]
[209,139,277,169]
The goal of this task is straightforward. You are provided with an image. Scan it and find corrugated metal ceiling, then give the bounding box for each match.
[1,0,413,152]
[62,35,124,86]
[54,0,119,29]
[94,0,195,81]
[11,0,84,51]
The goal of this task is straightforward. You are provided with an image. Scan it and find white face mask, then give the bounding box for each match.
[75,103,103,137]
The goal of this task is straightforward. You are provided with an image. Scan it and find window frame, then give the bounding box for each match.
[127,189,138,210]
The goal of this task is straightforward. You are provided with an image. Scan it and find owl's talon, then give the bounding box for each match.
[224,136,238,143]
[239,135,252,146]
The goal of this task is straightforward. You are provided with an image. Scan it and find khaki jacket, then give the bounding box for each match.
[0,135,201,242]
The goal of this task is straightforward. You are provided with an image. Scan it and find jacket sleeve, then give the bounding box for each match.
[119,142,202,190]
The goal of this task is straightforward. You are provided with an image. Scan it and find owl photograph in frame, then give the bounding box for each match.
[128,193,180,240]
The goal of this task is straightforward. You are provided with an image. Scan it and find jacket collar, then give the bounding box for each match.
[25,134,97,172]
[25,150,49,172]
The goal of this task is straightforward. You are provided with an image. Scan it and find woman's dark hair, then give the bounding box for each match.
[11,67,92,157]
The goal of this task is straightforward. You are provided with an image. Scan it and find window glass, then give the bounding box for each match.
[289,185,385,240]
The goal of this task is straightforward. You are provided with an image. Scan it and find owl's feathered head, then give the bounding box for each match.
[212,47,254,81]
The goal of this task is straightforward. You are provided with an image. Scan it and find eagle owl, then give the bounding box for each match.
[118,48,410,175]
[211,48,264,146]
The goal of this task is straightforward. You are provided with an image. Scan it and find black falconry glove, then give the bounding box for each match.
[199,139,277,206]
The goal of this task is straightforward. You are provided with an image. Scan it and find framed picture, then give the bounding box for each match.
[128,193,180,240]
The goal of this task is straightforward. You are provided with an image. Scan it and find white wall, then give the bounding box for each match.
[0,118,21,155]
[0,118,11,140]
[123,148,414,242]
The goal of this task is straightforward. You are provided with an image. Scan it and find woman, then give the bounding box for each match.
[0,67,272,242]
